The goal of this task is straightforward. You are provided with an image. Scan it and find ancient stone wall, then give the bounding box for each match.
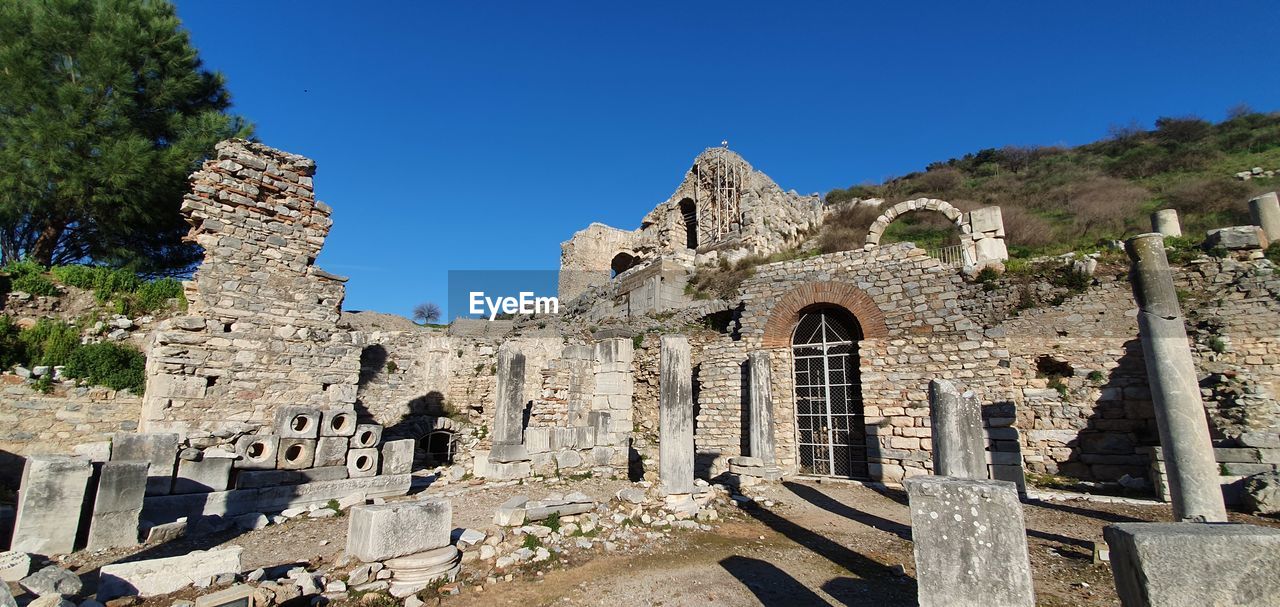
[141,140,361,436]
[354,329,452,425]
[557,148,822,303]
[0,382,141,484]
[988,257,1280,482]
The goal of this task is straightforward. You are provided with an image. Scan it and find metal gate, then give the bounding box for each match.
[792,308,868,479]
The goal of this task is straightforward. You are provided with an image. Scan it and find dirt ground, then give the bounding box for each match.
[436,479,1278,607]
[48,477,1280,607]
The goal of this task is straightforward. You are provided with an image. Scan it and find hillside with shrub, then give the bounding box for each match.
[820,109,1280,255]
[688,110,1280,300]
[0,261,187,393]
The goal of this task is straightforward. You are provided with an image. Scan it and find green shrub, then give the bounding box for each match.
[1266,242,1280,264]
[19,319,81,366]
[0,316,24,369]
[11,272,58,296]
[49,265,183,315]
[63,342,146,393]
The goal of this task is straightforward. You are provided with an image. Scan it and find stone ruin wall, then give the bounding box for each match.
[558,148,822,303]
[0,384,141,485]
[979,256,1280,483]
[141,140,362,437]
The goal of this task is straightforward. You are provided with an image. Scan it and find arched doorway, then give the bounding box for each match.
[792,305,868,479]
[678,198,698,249]
[610,252,640,278]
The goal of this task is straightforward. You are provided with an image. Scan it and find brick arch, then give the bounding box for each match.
[761,282,889,348]
[864,198,965,247]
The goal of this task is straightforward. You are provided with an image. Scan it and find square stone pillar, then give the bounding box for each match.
[659,335,694,496]
[111,432,179,496]
[12,455,93,555]
[747,351,778,467]
[928,378,987,479]
[905,476,1035,607]
[87,461,149,550]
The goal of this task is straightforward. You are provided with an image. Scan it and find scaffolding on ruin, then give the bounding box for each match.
[692,147,743,247]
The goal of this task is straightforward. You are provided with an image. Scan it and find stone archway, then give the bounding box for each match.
[863,198,965,248]
[862,198,1009,269]
[762,282,889,348]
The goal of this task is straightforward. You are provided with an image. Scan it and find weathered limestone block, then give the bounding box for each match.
[381,439,414,475]
[905,476,1034,607]
[320,407,357,437]
[659,335,694,495]
[346,500,451,562]
[97,546,242,600]
[275,406,321,439]
[193,584,255,607]
[12,456,92,555]
[173,454,233,494]
[149,374,207,399]
[1205,226,1268,251]
[112,432,179,495]
[351,424,383,449]
[277,438,317,470]
[347,448,379,478]
[0,551,31,582]
[233,434,278,470]
[234,466,348,489]
[1127,234,1227,522]
[315,436,349,467]
[87,461,149,550]
[928,379,986,479]
[142,474,410,523]
[1104,522,1280,607]
[1242,470,1280,514]
[490,343,530,464]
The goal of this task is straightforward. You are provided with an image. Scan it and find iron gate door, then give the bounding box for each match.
[792,308,868,479]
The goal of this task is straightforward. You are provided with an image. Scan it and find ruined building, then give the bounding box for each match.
[4,142,1277,514]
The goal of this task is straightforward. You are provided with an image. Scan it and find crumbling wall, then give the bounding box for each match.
[557,148,821,303]
[141,140,361,436]
[354,329,452,425]
[558,223,643,303]
[0,383,141,484]
[990,257,1280,482]
[640,148,821,260]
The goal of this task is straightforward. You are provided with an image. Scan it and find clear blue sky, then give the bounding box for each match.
[173,1,1280,319]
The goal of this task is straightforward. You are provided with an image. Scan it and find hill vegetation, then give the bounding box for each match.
[689,110,1280,299]
[820,108,1280,256]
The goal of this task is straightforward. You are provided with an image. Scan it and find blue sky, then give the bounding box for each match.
[173,1,1280,319]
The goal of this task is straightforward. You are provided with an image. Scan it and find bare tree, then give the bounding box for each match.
[413,302,442,325]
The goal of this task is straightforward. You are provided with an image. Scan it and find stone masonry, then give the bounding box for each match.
[141,140,362,436]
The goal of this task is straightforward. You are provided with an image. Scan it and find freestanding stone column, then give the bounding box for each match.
[659,335,694,496]
[905,477,1035,607]
[928,379,987,479]
[1126,234,1227,522]
[11,455,93,554]
[747,351,777,466]
[489,342,529,464]
[1249,191,1280,242]
[1150,209,1182,237]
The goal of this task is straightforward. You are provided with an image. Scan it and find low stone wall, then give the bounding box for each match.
[0,381,141,484]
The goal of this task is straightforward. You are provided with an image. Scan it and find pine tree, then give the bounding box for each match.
[0,0,252,274]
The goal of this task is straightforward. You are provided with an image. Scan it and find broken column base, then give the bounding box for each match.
[386,546,462,598]
[1104,522,1280,607]
[485,461,532,481]
[728,456,784,483]
[663,493,699,516]
[141,474,411,524]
